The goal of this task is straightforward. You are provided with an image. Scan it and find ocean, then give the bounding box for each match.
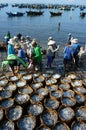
[0,4,86,49]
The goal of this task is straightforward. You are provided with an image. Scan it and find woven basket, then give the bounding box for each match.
[5,105,23,121]
[40,109,58,127]
[73,86,86,95]
[0,78,8,87]
[0,120,15,130]
[46,85,58,92]
[59,83,70,91]
[71,80,82,88]
[31,82,43,91]
[17,115,36,130]
[9,75,19,82]
[46,78,57,86]
[30,93,44,104]
[18,85,33,95]
[4,82,17,92]
[0,108,4,121]
[74,93,85,104]
[37,87,49,97]
[61,97,76,107]
[50,89,63,100]
[67,73,77,80]
[58,105,75,122]
[33,75,45,84]
[16,78,26,88]
[71,121,86,130]
[63,90,75,98]
[61,77,71,84]
[0,90,12,100]
[36,124,51,130]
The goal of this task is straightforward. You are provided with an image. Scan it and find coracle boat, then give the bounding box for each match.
[6,12,25,17]
[26,10,44,16]
[50,11,62,16]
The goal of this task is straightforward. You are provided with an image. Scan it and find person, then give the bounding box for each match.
[17,32,22,41]
[46,37,59,68]
[31,40,42,71]
[67,33,71,42]
[63,41,75,71]
[14,43,28,73]
[4,31,11,49]
[71,38,80,67]
[7,38,16,55]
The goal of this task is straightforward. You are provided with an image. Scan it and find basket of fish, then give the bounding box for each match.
[46,78,57,86]
[67,73,77,80]
[9,75,19,82]
[36,124,51,130]
[0,98,14,110]
[22,74,33,83]
[32,72,41,78]
[16,78,26,88]
[50,89,63,99]
[0,120,15,130]
[0,90,12,100]
[74,93,85,104]
[52,73,61,81]
[61,97,76,107]
[36,87,49,97]
[31,83,43,91]
[42,73,51,79]
[17,115,36,130]
[19,70,27,76]
[71,80,83,87]
[75,106,86,122]
[30,93,44,104]
[63,90,75,98]
[0,78,8,87]
[58,106,75,122]
[44,98,60,110]
[27,102,43,116]
[73,86,86,95]
[61,77,71,84]
[33,75,45,84]
[0,108,4,121]
[5,105,23,121]
[52,121,70,130]
[71,121,86,130]
[4,83,17,92]
[46,85,58,92]
[59,83,70,91]
[18,86,33,95]
[40,109,58,127]
[14,93,30,105]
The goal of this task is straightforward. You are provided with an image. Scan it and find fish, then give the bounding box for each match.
[9,76,18,81]
[75,107,86,121]
[0,90,12,99]
[30,94,44,103]
[31,83,43,90]
[16,80,26,87]
[59,84,70,90]
[18,86,33,95]
[37,88,48,96]
[15,94,30,104]
[63,90,74,98]
[51,90,63,99]
[53,122,70,130]
[4,84,16,91]
[0,98,14,109]
[71,121,86,130]
[62,97,76,107]
[45,98,59,109]
[0,120,15,130]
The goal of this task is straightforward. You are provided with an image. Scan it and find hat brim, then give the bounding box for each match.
[48,41,55,45]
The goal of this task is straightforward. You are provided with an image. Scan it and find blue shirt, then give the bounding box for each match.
[18,48,26,61]
[64,46,73,60]
[7,44,15,55]
[71,43,80,55]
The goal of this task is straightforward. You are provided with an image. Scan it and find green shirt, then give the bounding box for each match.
[33,45,42,62]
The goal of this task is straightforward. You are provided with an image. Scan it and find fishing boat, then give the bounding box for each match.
[26,10,44,16]
[80,12,86,17]
[6,12,25,17]
[50,11,62,16]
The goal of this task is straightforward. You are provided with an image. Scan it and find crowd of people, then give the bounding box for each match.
[2,31,86,75]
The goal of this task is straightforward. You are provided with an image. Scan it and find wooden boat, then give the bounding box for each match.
[50,11,62,16]
[80,12,86,17]
[26,10,44,16]
[6,12,25,17]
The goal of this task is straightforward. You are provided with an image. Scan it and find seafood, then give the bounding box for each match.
[71,80,82,87]
[0,108,4,121]
[73,86,86,94]
[0,79,8,86]
[59,83,70,90]
[0,98,14,109]
[71,121,86,130]
[0,90,12,99]
[4,84,16,91]
[46,78,57,85]
[33,76,45,83]
[74,93,85,104]
[61,97,76,107]
[18,86,33,95]
[50,90,63,99]
[37,88,48,97]
[6,105,23,121]
[36,124,51,130]
[0,120,15,130]
[22,75,32,81]
[9,76,19,81]
[52,74,61,80]
[46,85,58,92]
[63,90,75,98]
[17,115,36,130]
[67,73,77,80]
[31,83,43,90]
[16,79,26,87]
[53,122,70,130]
[30,93,44,103]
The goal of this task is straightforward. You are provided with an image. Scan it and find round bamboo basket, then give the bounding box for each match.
[52,73,61,82]
[19,70,27,76]
[31,82,43,91]
[32,72,41,78]
[0,78,8,87]
[59,83,70,91]
[18,85,33,95]
[0,90,12,100]
[16,78,26,88]
[0,108,4,121]
[46,85,58,92]
[42,73,51,79]
[63,90,75,98]
[27,102,43,116]
[67,73,77,80]
[61,77,71,84]
[58,105,75,123]
[74,93,85,104]
[46,78,57,86]
[0,120,15,130]
[73,86,86,95]
[36,87,49,97]
[75,106,86,122]
[52,121,70,130]
[22,74,33,84]
[30,93,44,104]
[0,98,14,110]
[40,109,58,127]
[71,80,83,88]
[71,121,86,130]
[33,75,45,84]
[9,75,19,82]
[61,97,76,107]
[5,105,23,121]
[50,89,63,100]
[4,83,17,92]
[14,93,30,105]
[17,115,36,130]
[44,97,60,110]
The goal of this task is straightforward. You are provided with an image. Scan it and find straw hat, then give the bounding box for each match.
[8,38,16,45]
[71,38,78,43]
[68,33,71,36]
[47,40,55,46]
[31,39,36,46]
[48,36,53,41]
[14,43,21,49]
